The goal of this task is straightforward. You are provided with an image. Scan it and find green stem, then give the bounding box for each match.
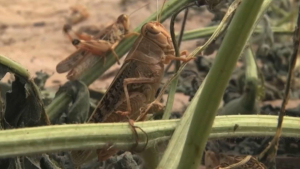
[157,77,207,168]
[157,1,243,167]
[180,26,293,41]
[46,91,72,121]
[0,115,300,158]
[276,8,298,26]
[0,55,30,79]
[177,1,264,169]
[163,2,195,120]
[270,3,288,17]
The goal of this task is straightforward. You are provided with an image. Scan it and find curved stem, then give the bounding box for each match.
[0,115,299,158]
[163,2,195,120]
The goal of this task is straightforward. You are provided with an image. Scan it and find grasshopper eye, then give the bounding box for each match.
[72,39,80,46]
[117,14,128,23]
[146,24,160,34]
[117,14,129,33]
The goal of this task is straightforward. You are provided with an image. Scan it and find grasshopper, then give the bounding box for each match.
[56,14,138,80]
[70,0,193,166]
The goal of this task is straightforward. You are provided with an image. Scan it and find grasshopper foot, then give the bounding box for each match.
[127,118,148,153]
[180,50,195,63]
[184,57,195,63]
[164,51,195,64]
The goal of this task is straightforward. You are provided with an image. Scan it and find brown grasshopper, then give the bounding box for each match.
[70,0,193,166]
[56,14,138,80]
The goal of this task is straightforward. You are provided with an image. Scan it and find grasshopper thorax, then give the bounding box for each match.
[141,21,174,56]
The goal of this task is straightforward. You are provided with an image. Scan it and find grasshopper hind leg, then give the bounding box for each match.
[72,39,121,65]
[127,118,149,153]
[126,102,164,153]
[109,46,121,65]
[115,77,156,116]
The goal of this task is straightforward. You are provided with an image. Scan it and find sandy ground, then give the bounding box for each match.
[0,0,214,112]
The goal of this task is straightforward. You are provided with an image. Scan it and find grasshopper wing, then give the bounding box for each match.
[56,49,88,73]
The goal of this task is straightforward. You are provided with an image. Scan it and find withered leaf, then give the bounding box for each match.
[0,64,8,81]
[4,76,44,128]
[33,71,50,90]
[52,80,90,124]
[0,158,10,169]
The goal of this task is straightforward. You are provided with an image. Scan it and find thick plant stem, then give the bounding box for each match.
[157,77,207,169]
[0,115,300,158]
[0,55,30,79]
[176,1,264,169]
[158,0,273,167]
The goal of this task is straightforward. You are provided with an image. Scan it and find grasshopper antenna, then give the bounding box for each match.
[128,2,150,18]
[156,0,159,21]
[158,0,167,23]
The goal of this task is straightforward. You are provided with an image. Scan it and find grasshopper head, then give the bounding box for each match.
[116,14,130,34]
[141,21,174,55]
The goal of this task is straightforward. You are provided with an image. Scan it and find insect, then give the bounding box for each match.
[70,0,194,166]
[56,14,138,80]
